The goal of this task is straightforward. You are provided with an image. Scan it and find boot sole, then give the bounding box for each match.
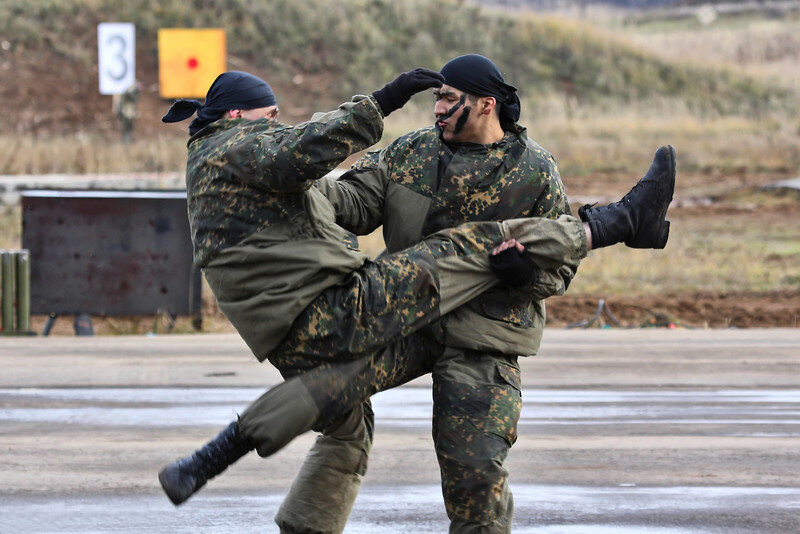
[627,145,676,249]
[659,145,676,220]
[655,146,676,248]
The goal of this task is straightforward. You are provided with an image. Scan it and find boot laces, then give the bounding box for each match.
[193,423,248,478]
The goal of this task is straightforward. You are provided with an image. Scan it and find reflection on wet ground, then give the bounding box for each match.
[2,387,800,436]
[2,485,799,534]
[3,387,799,532]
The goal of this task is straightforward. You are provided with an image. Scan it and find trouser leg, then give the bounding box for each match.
[275,401,374,534]
[275,215,586,361]
[238,333,439,532]
[265,327,442,533]
[161,333,433,514]
[239,331,439,457]
[432,348,522,534]
[502,215,587,269]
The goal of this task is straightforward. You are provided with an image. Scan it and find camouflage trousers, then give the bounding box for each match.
[272,331,441,534]
[237,218,510,455]
[432,346,521,533]
[234,216,586,533]
[272,334,521,534]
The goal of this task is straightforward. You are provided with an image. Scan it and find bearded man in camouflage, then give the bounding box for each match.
[308,54,676,533]
[158,67,675,534]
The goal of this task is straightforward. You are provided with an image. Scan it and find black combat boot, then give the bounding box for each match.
[579,145,676,249]
[158,421,254,505]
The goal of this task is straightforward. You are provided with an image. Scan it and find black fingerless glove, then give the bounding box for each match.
[372,68,444,117]
[489,246,537,288]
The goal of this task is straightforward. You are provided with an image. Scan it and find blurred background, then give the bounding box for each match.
[1,0,798,333]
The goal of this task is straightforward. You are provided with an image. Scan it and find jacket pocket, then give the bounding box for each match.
[486,363,522,445]
[479,295,534,327]
[495,362,522,393]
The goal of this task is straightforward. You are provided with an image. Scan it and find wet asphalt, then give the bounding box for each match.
[1,329,799,533]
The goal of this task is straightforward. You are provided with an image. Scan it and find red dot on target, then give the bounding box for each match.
[187,57,199,69]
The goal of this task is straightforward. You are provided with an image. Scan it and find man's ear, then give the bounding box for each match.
[227,109,241,119]
[480,97,497,116]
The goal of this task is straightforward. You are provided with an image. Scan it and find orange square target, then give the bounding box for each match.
[158,28,226,99]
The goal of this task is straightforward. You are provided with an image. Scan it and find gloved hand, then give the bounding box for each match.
[372,68,444,117]
[489,239,536,288]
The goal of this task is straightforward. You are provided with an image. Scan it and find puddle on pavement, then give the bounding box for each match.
[2,388,800,436]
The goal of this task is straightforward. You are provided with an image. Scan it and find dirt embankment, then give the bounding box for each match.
[547,290,800,329]
[22,288,799,337]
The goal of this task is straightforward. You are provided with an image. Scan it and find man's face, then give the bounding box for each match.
[231,105,279,121]
[433,85,479,143]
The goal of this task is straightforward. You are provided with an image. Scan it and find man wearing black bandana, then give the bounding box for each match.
[162,70,280,134]
[318,54,676,532]
[434,53,522,144]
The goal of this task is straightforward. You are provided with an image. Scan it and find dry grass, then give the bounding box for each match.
[571,206,800,295]
[0,135,187,175]
[620,17,800,93]
[3,104,797,177]
[535,107,800,176]
[0,205,20,249]
[383,96,800,177]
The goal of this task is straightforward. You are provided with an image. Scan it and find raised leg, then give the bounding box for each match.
[579,145,676,249]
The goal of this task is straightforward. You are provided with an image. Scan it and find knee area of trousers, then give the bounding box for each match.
[318,403,374,442]
[434,381,521,450]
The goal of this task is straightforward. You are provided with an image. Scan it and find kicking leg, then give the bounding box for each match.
[276,214,587,360]
[160,331,440,506]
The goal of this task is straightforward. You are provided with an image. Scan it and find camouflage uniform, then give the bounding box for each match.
[307,124,582,532]
[186,95,587,533]
[253,217,584,534]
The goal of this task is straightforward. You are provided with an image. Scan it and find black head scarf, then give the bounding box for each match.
[440,54,520,126]
[162,71,277,135]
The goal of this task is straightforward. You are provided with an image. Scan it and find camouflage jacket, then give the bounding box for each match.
[317,124,574,356]
[187,96,383,361]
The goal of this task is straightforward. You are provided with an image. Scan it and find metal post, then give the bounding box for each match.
[15,250,30,334]
[1,251,14,334]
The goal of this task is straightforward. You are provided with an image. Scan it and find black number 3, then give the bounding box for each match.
[106,34,128,81]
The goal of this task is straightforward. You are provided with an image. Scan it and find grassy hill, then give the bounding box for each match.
[1,0,798,176]
[2,0,795,129]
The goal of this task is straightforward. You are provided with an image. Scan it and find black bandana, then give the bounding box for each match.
[440,54,520,126]
[162,71,277,135]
